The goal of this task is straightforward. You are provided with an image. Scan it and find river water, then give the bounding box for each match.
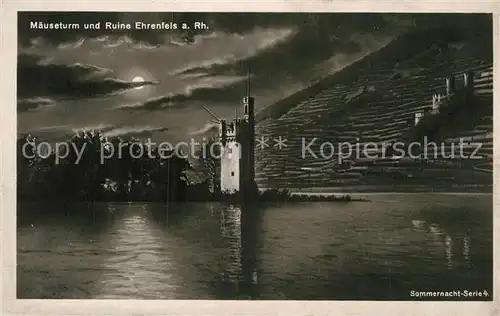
[17,194,493,300]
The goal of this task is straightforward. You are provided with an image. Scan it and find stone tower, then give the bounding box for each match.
[463,70,475,104]
[219,87,256,196]
[463,71,474,89]
[414,111,424,126]
[446,76,456,98]
[431,93,443,113]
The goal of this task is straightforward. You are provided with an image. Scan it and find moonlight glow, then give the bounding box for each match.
[132,76,145,89]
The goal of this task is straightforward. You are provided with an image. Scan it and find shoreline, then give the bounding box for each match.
[261,185,493,195]
[289,191,493,196]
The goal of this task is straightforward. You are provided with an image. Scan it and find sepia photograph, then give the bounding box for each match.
[1,2,498,315]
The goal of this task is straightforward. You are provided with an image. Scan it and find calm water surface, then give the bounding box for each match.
[17,194,493,300]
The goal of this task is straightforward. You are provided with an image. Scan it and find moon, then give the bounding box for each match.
[132,76,145,89]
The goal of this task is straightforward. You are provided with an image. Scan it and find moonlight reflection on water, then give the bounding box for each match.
[17,194,493,300]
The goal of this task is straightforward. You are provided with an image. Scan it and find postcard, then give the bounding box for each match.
[1,1,498,315]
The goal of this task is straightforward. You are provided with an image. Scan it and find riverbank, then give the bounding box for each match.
[267,184,493,195]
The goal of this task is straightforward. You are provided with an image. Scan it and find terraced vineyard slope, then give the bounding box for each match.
[254,26,493,191]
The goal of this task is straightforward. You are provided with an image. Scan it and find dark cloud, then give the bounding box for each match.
[175,28,363,81]
[189,123,219,136]
[103,126,169,138]
[171,13,492,87]
[170,14,413,86]
[17,53,158,100]
[116,80,246,112]
[17,97,55,112]
[116,95,176,112]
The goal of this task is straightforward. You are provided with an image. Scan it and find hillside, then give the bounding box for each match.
[254,26,493,191]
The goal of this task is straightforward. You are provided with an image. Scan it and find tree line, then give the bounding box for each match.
[16,130,220,202]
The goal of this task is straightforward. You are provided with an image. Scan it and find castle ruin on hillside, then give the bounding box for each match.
[414,70,475,126]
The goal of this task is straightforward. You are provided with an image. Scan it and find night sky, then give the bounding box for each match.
[17,12,489,143]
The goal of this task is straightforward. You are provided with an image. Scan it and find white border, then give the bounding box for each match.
[1,1,499,315]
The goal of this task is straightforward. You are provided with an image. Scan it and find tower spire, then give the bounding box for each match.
[246,68,251,97]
